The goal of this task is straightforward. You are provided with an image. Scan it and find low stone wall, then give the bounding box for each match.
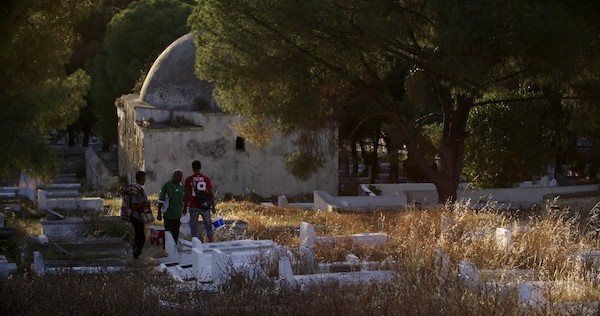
[316,184,599,211]
[313,190,407,211]
[371,183,600,207]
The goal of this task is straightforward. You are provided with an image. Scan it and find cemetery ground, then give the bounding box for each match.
[2,197,600,315]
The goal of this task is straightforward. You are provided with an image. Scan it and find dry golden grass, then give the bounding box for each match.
[102,197,122,217]
[9,217,43,236]
[3,199,600,314]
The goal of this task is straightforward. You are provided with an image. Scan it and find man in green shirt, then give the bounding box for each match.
[157,170,185,243]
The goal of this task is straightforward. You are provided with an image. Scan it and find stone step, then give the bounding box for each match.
[0,187,19,198]
[0,186,19,192]
[40,183,81,190]
[45,190,80,197]
[56,173,77,178]
[51,177,79,184]
[0,228,17,239]
[44,258,128,268]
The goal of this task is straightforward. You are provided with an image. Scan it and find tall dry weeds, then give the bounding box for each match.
[3,200,600,314]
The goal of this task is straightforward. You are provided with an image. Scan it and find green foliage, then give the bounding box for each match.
[0,239,19,263]
[285,153,324,181]
[36,70,92,132]
[420,123,443,154]
[89,0,192,144]
[190,0,600,200]
[463,93,552,188]
[191,1,373,132]
[231,117,277,148]
[284,130,334,180]
[0,0,97,178]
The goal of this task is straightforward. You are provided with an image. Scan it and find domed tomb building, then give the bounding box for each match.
[117,34,338,196]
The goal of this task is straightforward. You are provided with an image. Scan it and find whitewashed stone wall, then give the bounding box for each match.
[118,95,338,197]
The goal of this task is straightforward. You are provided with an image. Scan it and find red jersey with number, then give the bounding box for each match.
[185,173,213,208]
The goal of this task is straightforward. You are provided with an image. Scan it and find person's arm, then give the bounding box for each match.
[156,204,163,221]
[156,183,166,221]
[182,178,189,215]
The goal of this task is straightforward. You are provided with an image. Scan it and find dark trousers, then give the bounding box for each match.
[130,217,145,256]
[164,218,180,243]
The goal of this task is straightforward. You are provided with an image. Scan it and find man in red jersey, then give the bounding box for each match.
[184,160,216,242]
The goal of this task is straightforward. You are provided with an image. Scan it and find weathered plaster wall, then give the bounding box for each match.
[142,114,338,197]
[117,95,147,184]
[119,95,338,197]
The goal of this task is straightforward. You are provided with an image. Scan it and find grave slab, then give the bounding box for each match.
[278,195,288,206]
[459,260,480,290]
[211,249,269,286]
[176,264,194,280]
[42,217,85,240]
[300,222,387,248]
[278,256,397,289]
[0,262,17,278]
[162,234,280,283]
[518,281,549,311]
[33,251,45,276]
[574,250,600,270]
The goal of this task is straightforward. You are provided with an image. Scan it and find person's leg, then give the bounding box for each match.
[130,218,138,257]
[189,207,200,238]
[164,219,179,244]
[171,219,180,241]
[199,209,214,242]
[130,217,145,258]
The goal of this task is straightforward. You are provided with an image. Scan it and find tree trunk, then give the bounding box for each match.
[359,138,367,176]
[389,155,399,183]
[370,141,380,184]
[400,83,471,203]
[383,123,400,183]
[351,137,359,177]
[67,127,76,147]
[434,176,459,203]
[82,129,90,147]
[101,137,111,152]
[433,92,472,203]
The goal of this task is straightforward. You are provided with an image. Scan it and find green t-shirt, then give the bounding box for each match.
[158,181,185,220]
